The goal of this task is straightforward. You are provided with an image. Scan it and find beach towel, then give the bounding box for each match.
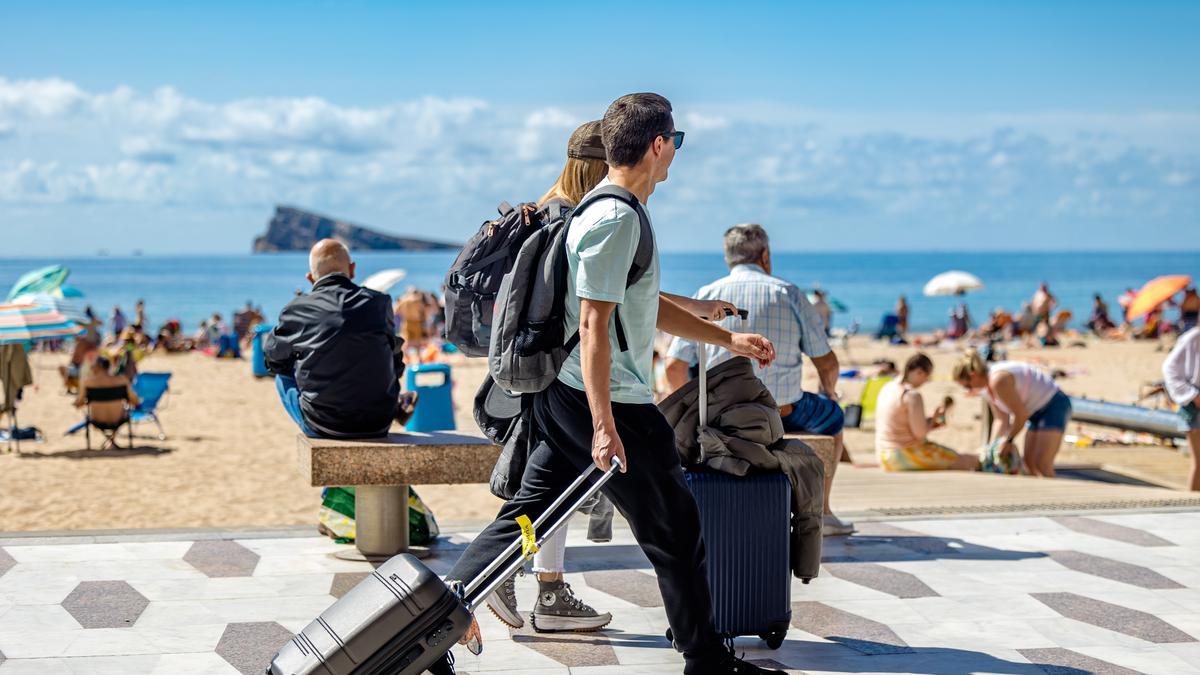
[317,486,440,546]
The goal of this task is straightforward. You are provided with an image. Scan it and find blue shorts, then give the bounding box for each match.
[275,375,319,438]
[1027,390,1072,432]
[782,393,845,435]
[1180,402,1200,431]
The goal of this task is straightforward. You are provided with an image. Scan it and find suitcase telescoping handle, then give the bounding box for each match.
[462,457,623,609]
[697,307,748,428]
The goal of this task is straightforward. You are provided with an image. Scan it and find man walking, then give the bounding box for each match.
[664,223,855,535]
[439,94,782,675]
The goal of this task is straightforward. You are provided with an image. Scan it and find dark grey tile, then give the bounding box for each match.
[1052,517,1174,547]
[216,621,295,675]
[182,540,260,577]
[61,580,149,629]
[509,624,619,667]
[1048,550,1185,590]
[1031,592,1195,644]
[822,561,939,598]
[583,570,663,607]
[791,601,914,655]
[0,547,13,578]
[747,657,805,673]
[330,572,371,599]
[1019,647,1145,674]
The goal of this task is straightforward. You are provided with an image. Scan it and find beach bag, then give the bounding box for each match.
[979,439,1023,475]
[489,185,653,393]
[317,486,439,546]
[444,201,562,357]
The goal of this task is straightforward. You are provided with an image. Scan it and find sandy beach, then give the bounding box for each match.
[0,335,1191,533]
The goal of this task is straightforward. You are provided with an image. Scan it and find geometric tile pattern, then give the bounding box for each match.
[182,540,260,577]
[1051,516,1175,547]
[0,547,13,578]
[1018,647,1146,675]
[1046,550,1185,589]
[1030,592,1196,644]
[821,561,938,598]
[791,601,914,655]
[215,621,297,675]
[2,511,1200,673]
[60,580,149,629]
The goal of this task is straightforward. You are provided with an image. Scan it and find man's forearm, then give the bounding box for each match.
[811,353,840,397]
[580,308,615,430]
[657,295,731,346]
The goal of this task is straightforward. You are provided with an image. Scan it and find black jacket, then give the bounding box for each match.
[265,274,403,438]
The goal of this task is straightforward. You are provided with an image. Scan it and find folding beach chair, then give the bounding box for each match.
[130,372,171,440]
[83,385,133,450]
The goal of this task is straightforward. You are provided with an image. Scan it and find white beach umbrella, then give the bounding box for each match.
[362,268,408,294]
[923,271,984,297]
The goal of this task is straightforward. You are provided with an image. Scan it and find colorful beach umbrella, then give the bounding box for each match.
[54,285,85,299]
[5,265,70,301]
[923,270,984,297]
[9,293,88,323]
[1125,275,1191,321]
[0,303,84,344]
[362,268,408,294]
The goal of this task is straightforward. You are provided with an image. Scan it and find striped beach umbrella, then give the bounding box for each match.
[0,303,84,344]
[9,293,88,323]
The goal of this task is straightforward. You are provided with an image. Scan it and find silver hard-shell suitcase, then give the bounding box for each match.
[268,458,622,674]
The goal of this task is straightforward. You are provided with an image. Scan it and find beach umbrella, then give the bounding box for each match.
[0,303,83,344]
[9,293,88,323]
[1125,274,1191,321]
[54,285,85,299]
[6,265,69,301]
[923,270,984,297]
[362,268,408,294]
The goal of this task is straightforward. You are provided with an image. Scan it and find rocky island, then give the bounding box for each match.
[253,205,460,253]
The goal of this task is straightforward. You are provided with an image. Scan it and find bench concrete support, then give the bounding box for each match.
[299,432,501,561]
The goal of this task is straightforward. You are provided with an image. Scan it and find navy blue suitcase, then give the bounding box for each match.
[685,469,792,649]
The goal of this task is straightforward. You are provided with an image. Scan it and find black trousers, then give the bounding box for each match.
[448,380,720,665]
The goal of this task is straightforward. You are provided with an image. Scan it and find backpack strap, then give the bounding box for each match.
[562,185,656,354]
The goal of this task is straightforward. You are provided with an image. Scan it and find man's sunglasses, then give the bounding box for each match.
[660,130,685,149]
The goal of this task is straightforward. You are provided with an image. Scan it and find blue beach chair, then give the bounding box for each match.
[130,372,171,440]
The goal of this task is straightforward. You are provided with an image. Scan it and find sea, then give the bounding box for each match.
[1,252,1197,335]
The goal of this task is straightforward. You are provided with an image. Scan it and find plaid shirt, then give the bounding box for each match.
[666,264,831,405]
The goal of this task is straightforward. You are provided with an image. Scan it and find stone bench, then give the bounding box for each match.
[781,434,838,483]
[297,431,500,561]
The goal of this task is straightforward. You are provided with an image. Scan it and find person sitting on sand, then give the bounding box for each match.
[947,300,971,339]
[74,355,139,428]
[264,239,417,438]
[977,307,1011,342]
[1088,294,1116,335]
[1163,326,1200,491]
[663,223,855,536]
[876,353,977,471]
[953,351,1071,478]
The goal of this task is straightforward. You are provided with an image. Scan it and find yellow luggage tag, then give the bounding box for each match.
[515,514,540,560]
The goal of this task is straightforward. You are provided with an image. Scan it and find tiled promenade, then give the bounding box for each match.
[2,506,1200,674]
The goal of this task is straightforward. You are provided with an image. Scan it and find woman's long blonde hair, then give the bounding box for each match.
[951,350,988,382]
[537,157,608,207]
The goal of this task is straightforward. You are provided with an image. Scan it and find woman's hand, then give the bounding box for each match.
[728,333,776,368]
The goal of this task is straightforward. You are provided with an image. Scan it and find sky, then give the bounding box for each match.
[1,0,1198,255]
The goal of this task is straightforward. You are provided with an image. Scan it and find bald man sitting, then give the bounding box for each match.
[265,239,417,438]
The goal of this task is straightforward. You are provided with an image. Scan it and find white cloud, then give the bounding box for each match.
[0,75,1196,252]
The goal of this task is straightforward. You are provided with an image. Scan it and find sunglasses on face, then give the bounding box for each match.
[660,130,685,149]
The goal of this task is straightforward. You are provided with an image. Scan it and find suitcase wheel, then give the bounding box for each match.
[760,629,786,650]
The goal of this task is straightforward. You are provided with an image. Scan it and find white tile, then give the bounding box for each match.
[130,573,335,602]
[200,595,337,625]
[148,652,242,675]
[4,544,139,564]
[0,657,74,674]
[0,604,81,632]
[0,629,80,658]
[62,655,163,675]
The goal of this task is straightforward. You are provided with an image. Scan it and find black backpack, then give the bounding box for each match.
[443,202,556,357]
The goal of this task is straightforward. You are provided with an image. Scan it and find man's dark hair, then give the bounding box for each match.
[601,93,673,167]
[94,355,111,373]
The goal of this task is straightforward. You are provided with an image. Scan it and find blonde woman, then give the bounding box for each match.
[953,352,1071,477]
[876,353,977,471]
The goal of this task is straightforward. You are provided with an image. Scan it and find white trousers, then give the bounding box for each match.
[531,518,568,574]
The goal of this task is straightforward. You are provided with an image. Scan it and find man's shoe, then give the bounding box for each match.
[395,391,419,426]
[427,650,456,675]
[823,513,855,536]
[484,572,523,629]
[530,580,612,632]
[688,643,786,674]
